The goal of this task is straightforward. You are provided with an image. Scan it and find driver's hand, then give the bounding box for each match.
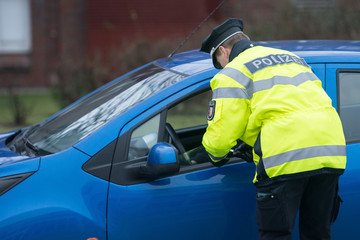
[229,141,253,163]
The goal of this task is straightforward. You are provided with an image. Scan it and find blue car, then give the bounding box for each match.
[0,40,360,240]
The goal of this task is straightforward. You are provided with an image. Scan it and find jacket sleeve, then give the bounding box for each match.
[202,73,251,165]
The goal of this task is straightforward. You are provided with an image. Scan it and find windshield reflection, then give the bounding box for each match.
[28,64,187,154]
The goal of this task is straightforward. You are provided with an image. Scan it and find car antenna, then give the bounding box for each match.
[166,0,228,62]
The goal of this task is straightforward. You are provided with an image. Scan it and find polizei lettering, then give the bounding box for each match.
[245,54,310,74]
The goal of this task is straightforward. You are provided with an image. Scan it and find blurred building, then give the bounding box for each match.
[0,0,342,89]
[0,0,221,89]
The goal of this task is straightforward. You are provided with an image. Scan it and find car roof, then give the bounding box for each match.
[157,40,360,75]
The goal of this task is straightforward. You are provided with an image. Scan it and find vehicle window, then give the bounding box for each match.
[167,90,212,166]
[338,71,360,142]
[25,64,186,155]
[125,90,212,165]
[128,114,160,161]
[167,90,212,130]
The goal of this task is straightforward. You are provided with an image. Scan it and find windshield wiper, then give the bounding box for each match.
[24,138,39,157]
[6,123,42,155]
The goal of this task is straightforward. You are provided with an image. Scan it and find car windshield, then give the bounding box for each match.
[26,63,187,155]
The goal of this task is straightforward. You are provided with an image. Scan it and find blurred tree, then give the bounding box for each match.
[220,0,360,41]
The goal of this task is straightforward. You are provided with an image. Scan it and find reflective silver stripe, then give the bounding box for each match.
[253,72,319,93]
[245,54,310,74]
[219,67,253,89]
[213,72,319,100]
[212,87,250,100]
[208,152,227,162]
[263,145,347,169]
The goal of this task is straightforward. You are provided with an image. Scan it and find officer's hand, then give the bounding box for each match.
[229,142,253,163]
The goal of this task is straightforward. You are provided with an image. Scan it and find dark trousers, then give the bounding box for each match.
[255,174,340,240]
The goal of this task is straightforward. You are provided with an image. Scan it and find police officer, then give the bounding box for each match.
[200,18,346,240]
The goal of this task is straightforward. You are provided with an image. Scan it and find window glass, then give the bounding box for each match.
[25,64,186,155]
[166,90,212,166]
[167,90,212,130]
[126,90,212,164]
[339,71,360,142]
[128,114,160,161]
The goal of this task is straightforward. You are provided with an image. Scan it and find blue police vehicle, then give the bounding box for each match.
[0,40,359,239]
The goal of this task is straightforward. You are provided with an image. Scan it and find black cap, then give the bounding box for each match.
[200,18,244,69]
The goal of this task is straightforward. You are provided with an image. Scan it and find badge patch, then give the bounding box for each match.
[207,100,216,121]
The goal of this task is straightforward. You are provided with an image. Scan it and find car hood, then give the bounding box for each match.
[0,132,40,178]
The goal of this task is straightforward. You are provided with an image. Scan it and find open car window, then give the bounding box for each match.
[166,90,212,166]
[167,90,212,130]
[124,89,211,165]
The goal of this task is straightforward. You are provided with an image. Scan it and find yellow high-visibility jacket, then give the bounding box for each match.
[202,41,346,185]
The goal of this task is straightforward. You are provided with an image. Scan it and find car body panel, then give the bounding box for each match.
[107,162,257,240]
[0,147,108,239]
[324,62,360,238]
[332,143,360,238]
[309,63,326,88]
[0,133,39,178]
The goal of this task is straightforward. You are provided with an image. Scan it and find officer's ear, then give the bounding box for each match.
[216,46,231,68]
[218,46,231,58]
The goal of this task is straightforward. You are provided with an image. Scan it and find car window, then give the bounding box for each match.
[338,71,360,143]
[128,114,160,161]
[122,89,212,169]
[166,90,212,166]
[167,90,212,130]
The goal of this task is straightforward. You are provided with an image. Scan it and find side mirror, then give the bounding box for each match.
[140,142,180,179]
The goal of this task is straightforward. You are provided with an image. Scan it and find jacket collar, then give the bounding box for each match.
[229,39,258,62]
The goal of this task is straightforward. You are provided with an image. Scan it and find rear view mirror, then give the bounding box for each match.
[140,142,180,178]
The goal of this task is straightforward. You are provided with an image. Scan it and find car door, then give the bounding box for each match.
[326,63,360,239]
[107,86,258,240]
